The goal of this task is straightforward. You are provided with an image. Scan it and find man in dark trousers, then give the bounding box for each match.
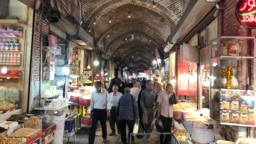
[118,87,139,144]
[157,83,175,144]
[140,80,157,139]
[89,81,111,144]
[109,84,123,136]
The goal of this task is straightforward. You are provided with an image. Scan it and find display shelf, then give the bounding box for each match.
[219,55,255,60]
[0,36,23,39]
[0,76,21,79]
[220,122,256,127]
[33,105,69,111]
[210,36,256,127]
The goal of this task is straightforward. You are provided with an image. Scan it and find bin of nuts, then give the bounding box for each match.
[10,128,42,144]
[25,116,42,130]
[0,135,21,144]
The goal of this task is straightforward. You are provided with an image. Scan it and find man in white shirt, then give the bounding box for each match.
[109,84,123,136]
[89,81,111,144]
[157,83,175,144]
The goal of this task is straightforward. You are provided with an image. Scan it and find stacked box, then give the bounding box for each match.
[65,118,75,133]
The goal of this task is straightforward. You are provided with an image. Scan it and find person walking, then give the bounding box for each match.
[140,80,157,139]
[109,84,123,136]
[118,87,139,144]
[130,81,141,102]
[89,81,111,144]
[156,83,175,144]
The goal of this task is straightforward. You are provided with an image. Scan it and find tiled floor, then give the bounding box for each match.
[63,123,160,144]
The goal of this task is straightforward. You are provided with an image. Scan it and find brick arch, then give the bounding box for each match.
[105,30,163,54]
[111,41,156,57]
[114,45,155,59]
[83,0,176,28]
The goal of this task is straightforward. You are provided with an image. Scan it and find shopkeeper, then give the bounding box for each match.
[89,81,111,144]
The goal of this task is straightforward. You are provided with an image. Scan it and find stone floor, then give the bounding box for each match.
[63,122,161,144]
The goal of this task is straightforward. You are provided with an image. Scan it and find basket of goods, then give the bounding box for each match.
[11,128,42,144]
[25,116,42,130]
[0,135,21,144]
[0,101,16,113]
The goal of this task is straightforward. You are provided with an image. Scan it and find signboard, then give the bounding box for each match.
[84,70,92,76]
[236,0,256,27]
[180,43,199,63]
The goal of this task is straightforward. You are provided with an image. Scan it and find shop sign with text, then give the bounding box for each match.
[236,0,256,27]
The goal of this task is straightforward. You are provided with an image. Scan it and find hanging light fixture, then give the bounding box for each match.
[93,19,96,25]
[108,17,112,24]
[152,1,156,8]
[94,59,99,66]
[87,65,91,69]
[127,10,131,18]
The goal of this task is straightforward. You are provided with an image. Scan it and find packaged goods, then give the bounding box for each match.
[220,110,230,122]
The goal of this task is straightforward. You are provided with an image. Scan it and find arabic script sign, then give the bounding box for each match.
[236,0,256,27]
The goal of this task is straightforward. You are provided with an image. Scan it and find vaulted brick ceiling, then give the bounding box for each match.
[81,0,191,70]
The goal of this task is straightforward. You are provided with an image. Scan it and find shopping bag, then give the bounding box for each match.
[133,122,139,134]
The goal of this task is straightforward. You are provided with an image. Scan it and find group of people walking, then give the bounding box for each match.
[88,78,176,144]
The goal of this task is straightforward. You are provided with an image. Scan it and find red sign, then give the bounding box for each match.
[236,0,256,27]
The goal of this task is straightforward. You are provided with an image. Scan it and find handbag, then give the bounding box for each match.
[169,93,177,104]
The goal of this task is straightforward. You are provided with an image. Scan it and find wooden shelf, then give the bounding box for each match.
[0,64,21,66]
[0,36,23,39]
[0,76,21,79]
[0,51,22,53]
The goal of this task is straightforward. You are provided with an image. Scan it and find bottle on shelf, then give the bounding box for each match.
[221,42,228,55]
[226,65,233,89]
[231,67,239,89]
[220,62,227,88]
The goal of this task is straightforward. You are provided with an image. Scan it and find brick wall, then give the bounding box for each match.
[31,13,49,81]
[222,0,241,36]
[20,0,49,81]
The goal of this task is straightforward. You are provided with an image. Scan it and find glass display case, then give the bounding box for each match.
[210,36,256,127]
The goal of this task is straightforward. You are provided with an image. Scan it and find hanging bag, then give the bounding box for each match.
[169,93,177,104]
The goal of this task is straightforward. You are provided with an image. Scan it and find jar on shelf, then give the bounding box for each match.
[220,42,228,55]
[228,42,238,56]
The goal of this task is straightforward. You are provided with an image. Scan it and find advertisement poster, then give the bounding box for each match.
[177,49,197,96]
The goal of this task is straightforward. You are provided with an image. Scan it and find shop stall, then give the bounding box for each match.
[0,19,31,127]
